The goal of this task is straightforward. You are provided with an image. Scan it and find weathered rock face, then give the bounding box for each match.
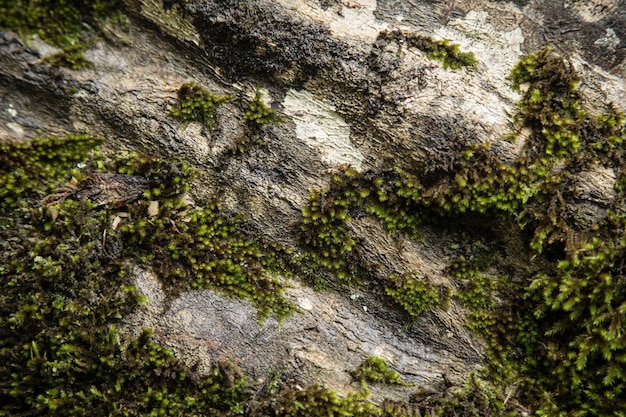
[1,0,625,405]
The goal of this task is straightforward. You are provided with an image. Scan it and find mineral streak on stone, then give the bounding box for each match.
[282,89,365,170]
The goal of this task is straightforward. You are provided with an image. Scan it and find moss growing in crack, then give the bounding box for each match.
[414,372,523,417]
[0,0,123,70]
[351,356,411,387]
[170,82,230,131]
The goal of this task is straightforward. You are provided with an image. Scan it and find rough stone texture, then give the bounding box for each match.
[1,0,625,402]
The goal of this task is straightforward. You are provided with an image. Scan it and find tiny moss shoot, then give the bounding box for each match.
[245,89,286,126]
[232,88,286,154]
[170,82,230,131]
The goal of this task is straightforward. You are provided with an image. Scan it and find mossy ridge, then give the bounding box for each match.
[0,0,124,70]
[300,47,626,415]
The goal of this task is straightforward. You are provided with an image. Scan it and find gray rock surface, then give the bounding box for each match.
[1,0,624,401]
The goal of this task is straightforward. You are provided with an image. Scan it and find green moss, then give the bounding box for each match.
[448,257,497,311]
[0,0,122,69]
[0,134,295,416]
[0,134,102,212]
[415,373,521,417]
[0,169,248,415]
[423,38,479,70]
[351,356,411,387]
[231,88,286,154]
[170,82,230,131]
[43,43,94,70]
[244,89,286,127]
[298,46,626,415]
[385,272,450,318]
[0,129,525,417]
[377,30,478,70]
[255,384,377,417]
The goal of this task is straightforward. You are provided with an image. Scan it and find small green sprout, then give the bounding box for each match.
[245,89,285,127]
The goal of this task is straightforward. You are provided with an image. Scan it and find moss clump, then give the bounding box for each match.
[385,273,450,318]
[300,173,360,279]
[448,256,497,311]
[170,82,230,131]
[98,152,295,321]
[0,134,102,212]
[0,0,122,69]
[415,373,522,417]
[422,38,479,70]
[377,30,478,70]
[244,89,286,127]
[351,356,411,387]
[43,43,94,70]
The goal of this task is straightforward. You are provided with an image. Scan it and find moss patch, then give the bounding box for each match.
[377,30,478,70]
[0,134,102,212]
[0,134,299,415]
[231,88,286,154]
[385,273,451,319]
[0,136,250,416]
[170,82,230,131]
[0,0,124,69]
[351,356,411,387]
[299,46,626,415]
